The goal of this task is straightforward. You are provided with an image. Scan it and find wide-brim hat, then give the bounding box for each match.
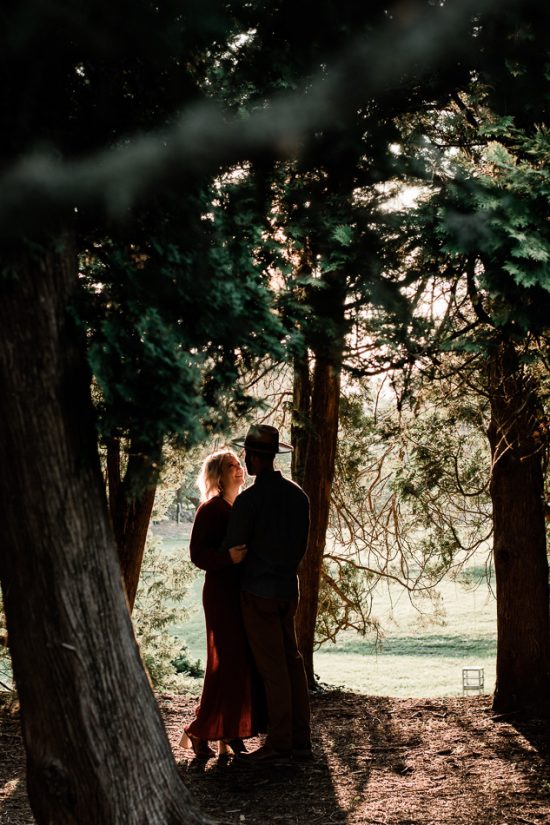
[232,424,293,454]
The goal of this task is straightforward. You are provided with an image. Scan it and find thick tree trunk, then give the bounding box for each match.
[107,437,160,612]
[487,341,550,716]
[0,241,205,824]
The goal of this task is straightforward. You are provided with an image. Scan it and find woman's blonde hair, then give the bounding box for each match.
[197,448,240,503]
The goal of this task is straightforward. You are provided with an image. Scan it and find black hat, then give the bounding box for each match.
[232,424,292,454]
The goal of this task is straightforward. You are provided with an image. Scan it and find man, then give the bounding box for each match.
[224,423,312,763]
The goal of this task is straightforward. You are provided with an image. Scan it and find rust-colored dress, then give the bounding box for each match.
[185,494,265,740]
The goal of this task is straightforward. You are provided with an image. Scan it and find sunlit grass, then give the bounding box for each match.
[314,652,494,697]
[156,528,496,698]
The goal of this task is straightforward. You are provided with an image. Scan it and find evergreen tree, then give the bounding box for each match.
[1,3,549,822]
[379,20,550,712]
[0,3,284,822]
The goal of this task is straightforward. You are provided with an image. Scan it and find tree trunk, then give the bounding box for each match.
[296,354,342,686]
[487,341,550,716]
[0,241,205,824]
[291,352,311,488]
[107,437,160,612]
[294,269,346,686]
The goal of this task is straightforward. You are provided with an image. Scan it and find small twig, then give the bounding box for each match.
[490,711,518,722]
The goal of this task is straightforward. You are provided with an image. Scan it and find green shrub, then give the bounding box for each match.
[133,536,202,692]
[171,647,204,679]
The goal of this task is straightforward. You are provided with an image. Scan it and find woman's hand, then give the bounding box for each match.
[228,544,248,564]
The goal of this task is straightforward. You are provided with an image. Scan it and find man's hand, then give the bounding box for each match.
[229,544,248,564]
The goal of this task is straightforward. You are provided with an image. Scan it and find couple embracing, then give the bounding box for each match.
[179,424,312,764]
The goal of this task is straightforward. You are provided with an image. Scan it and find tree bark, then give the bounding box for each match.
[291,353,311,488]
[0,241,205,824]
[296,355,342,686]
[107,437,160,612]
[487,340,550,716]
[295,273,346,687]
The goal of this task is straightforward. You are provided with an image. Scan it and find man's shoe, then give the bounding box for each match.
[240,744,292,764]
[293,746,313,762]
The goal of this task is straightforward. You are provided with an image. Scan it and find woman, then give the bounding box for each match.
[179,449,265,759]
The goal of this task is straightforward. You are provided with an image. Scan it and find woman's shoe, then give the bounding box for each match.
[218,740,231,756]
[221,737,247,756]
[179,730,215,759]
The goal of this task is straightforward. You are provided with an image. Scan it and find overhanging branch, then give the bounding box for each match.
[0,0,514,234]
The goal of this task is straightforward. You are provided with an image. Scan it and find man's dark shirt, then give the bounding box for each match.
[224,470,310,600]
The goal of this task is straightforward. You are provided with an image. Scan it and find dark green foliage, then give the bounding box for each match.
[432,133,550,338]
[171,648,204,680]
[79,185,287,450]
[407,6,550,346]
[1,0,231,157]
[474,1,550,129]
[1,1,294,458]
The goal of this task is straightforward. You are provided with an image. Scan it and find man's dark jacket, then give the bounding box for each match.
[224,470,309,600]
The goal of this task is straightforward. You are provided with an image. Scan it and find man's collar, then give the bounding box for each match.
[254,469,282,484]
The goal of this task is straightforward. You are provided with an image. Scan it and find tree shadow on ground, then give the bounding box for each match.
[512,714,550,766]
[166,690,348,825]
[2,690,550,825]
[314,690,423,823]
[454,696,550,776]
[434,695,550,824]
[178,750,341,825]
[166,690,425,825]
[171,691,550,825]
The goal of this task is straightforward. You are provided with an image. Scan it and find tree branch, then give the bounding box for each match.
[0,0,512,234]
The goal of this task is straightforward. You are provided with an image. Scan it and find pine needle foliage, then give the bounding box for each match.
[133,537,200,692]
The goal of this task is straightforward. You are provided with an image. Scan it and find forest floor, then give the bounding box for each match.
[2,689,550,825]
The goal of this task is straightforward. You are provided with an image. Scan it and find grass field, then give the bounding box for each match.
[156,527,497,698]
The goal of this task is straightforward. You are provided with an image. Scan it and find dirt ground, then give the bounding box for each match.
[2,689,550,825]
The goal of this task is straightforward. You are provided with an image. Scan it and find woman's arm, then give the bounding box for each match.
[189,503,233,572]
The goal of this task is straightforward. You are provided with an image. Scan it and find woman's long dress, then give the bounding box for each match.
[186,495,265,740]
